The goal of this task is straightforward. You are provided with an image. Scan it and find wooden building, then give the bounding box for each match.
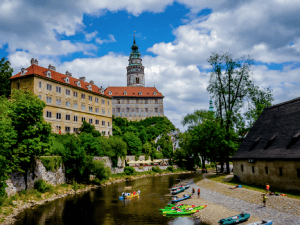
[232,97,300,192]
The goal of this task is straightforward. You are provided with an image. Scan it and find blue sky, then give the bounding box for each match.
[1,0,300,131]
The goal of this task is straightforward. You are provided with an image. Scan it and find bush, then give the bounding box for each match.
[72,181,79,191]
[90,160,111,180]
[152,166,162,173]
[167,166,173,172]
[34,179,53,193]
[124,166,135,175]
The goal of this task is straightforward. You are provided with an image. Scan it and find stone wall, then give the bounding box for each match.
[5,159,65,196]
[233,159,300,192]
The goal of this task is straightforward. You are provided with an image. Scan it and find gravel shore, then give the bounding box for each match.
[177,172,300,225]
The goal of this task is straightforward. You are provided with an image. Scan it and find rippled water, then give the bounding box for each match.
[14,173,208,225]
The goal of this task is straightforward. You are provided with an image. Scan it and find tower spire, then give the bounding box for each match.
[208,99,214,112]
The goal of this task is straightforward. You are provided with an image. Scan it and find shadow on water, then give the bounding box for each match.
[14,173,210,225]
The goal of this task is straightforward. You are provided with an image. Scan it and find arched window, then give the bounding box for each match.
[153,92,157,95]
[124,91,127,95]
[108,91,112,95]
[138,91,142,95]
[136,77,139,84]
[47,71,51,78]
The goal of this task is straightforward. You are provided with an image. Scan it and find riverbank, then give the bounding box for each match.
[178,171,300,224]
[0,170,192,225]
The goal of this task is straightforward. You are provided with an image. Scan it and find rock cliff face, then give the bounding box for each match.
[5,159,65,196]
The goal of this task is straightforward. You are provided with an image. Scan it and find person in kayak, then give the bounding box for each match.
[133,191,136,195]
[137,190,140,195]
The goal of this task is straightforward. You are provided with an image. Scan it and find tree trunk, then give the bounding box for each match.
[220,160,224,173]
[226,158,230,174]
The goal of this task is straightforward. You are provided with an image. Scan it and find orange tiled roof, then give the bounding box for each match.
[10,64,109,97]
[104,86,164,98]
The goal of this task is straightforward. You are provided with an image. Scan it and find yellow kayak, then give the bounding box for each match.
[125,193,139,198]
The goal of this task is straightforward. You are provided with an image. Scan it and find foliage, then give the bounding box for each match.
[124,166,135,175]
[72,181,79,191]
[40,156,62,172]
[0,57,13,98]
[152,166,162,173]
[79,120,101,137]
[167,166,174,172]
[34,179,53,193]
[123,132,142,156]
[89,160,111,180]
[79,132,101,156]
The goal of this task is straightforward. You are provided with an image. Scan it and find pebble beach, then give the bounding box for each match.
[178,172,300,225]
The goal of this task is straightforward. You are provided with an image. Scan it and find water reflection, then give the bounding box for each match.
[14,173,208,225]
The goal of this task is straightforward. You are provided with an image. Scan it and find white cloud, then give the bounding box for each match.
[85,31,99,41]
[96,34,116,45]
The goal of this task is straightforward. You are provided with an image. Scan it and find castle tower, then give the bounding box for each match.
[208,99,214,112]
[126,37,145,87]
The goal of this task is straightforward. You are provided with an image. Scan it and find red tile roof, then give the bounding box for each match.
[10,64,109,97]
[104,86,164,98]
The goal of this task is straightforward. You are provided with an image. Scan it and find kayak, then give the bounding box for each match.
[172,194,192,203]
[119,192,139,200]
[164,205,207,216]
[159,205,194,212]
[247,220,273,225]
[219,213,250,224]
[171,187,185,195]
[163,205,206,214]
[171,185,190,191]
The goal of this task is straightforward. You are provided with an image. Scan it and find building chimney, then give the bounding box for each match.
[90,80,94,84]
[48,64,56,71]
[65,71,72,77]
[30,58,38,65]
[79,77,86,82]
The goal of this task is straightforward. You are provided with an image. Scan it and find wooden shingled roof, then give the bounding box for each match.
[233,97,300,159]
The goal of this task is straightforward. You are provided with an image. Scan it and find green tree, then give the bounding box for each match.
[0,57,13,98]
[79,132,101,156]
[10,90,52,188]
[109,136,127,167]
[79,120,101,137]
[143,141,152,159]
[207,52,254,173]
[139,129,148,144]
[123,132,142,156]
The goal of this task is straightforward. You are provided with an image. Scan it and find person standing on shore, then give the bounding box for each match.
[192,188,195,194]
[197,188,200,198]
[266,183,270,195]
[262,194,267,207]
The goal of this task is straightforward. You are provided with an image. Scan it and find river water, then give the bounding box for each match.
[14,173,209,225]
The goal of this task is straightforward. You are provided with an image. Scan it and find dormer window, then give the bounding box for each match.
[138,91,142,95]
[20,68,27,76]
[63,76,69,83]
[101,90,104,94]
[86,84,92,91]
[46,70,52,78]
[124,91,127,95]
[108,91,112,95]
[75,81,81,87]
[153,92,157,95]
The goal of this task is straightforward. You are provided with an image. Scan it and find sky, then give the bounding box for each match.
[1,0,300,131]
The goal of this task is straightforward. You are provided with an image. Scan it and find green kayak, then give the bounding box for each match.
[218,213,250,224]
[164,205,207,215]
[159,205,192,212]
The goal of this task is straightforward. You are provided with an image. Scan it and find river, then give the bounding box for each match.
[14,173,209,225]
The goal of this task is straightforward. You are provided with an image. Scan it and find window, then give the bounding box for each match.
[136,108,139,112]
[95,120,99,125]
[82,117,86,122]
[73,91,78,97]
[117,108,120,113]
[95,97,99,103]
[102,131,106,135]
[88,96,92,101]
[39,82,42,88]
[81,104,86,110]
[279,167,283,176]
[46,111,52,118]
[153,92,157,95]
[145,108,148,112]
[95,108,99,113]
[102,109,105,114]
[108,122,110,126]
[81,94,85,99]
[252,166,255,173]
[56,99,61,105]
[155,108,158,112]
[138,92,142,95]
[89,106,93,112]
[241,165,243,172]
[155,99,158,104]
[102,121,105,126]
[124,91,127,95]
[56,86,61,93]
[127,100,129,104]
[108,110,110,115]
[74,103,78,109]
[65,127,70,132]
[136,100,139,103]
[73,128,78,133]
[46,84,52,91]
[66,101,71,107]
[265,167,268,174]
[46,97,52,103]
[145,100,148,104]
[17,83,20,89]
[46,71,51,78]
[89,119,93,124]
[56,126,61,131]
[56,113,61,119]
[126,108,129,112]
[101,99,105,104]
[66,89,70,95]
[108,131,110,135]
[74,116,78,122]
[297,169,300,178]
[108,101,109,105]
[117,99,120,104]
[38,95,41,99]
[66,115,70,120]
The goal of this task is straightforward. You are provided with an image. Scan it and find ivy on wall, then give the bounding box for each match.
[40,156,63,172]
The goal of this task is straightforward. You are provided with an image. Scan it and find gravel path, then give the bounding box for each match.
[175,174,300,225]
